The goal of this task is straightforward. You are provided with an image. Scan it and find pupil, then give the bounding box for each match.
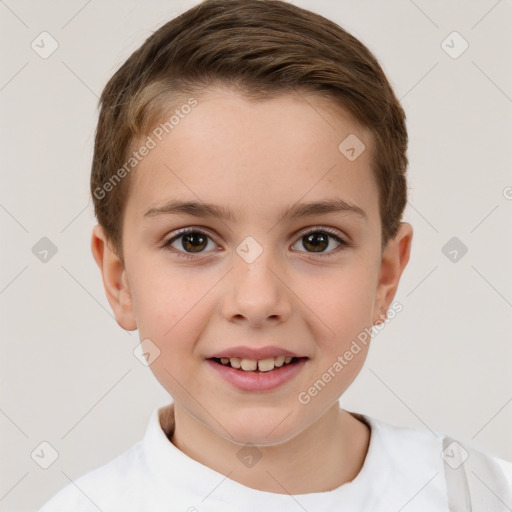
[183,232,207,252]
[304,232,328,252]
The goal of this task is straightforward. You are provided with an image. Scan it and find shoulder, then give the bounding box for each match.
[357,413,444,470]
[360,412,511,471]
[440,434,512,509]
[355,412,512,508]
[38,440,150,512]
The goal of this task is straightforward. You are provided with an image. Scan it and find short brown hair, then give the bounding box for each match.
[91,0,408,262]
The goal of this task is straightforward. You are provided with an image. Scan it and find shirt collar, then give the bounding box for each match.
[142,401,389,510]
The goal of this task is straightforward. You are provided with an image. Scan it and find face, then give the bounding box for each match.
[92,86,412,446]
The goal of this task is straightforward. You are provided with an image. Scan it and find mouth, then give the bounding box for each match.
[208,355,307,373]
[205,354,309,392]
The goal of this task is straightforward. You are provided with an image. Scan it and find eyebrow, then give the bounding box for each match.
[143,198,367,223]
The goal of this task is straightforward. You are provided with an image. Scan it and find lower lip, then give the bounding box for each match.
[206,358,308,392]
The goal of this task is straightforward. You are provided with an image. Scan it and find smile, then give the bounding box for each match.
[211,355,299,372]
[206,356,308,392]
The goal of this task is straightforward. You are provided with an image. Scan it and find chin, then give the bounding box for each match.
[218,407,303,447]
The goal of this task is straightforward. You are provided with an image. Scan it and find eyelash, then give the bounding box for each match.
[162,226,350,260]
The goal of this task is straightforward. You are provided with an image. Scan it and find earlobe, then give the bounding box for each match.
[372,222,413,325]
[91,225,137,331]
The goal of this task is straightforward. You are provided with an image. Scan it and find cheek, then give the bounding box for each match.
[298,264,377,398]
[134,272,210,391]
[304,259,378,336]
[130,257,210,335]
[130,267,222,388]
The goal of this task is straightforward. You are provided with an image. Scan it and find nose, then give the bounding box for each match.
[220,250,292,327]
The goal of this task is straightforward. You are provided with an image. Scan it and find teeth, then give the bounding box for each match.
[240,358,257,371]
[229,357,241,369]
[219,355,296,371]
[257,358,275,372]
[274,355,285,367]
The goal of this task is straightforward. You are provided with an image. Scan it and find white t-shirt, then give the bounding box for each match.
[38,402,512,512]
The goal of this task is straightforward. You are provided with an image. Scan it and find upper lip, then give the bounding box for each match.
[206,345,306,360]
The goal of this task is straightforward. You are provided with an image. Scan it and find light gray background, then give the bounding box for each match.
[1,0,511,510]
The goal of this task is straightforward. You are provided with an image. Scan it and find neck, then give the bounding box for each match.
[168,402,370,494]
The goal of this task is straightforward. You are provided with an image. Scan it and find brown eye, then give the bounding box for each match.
[292,228,348,255]
[302,232,330,252]
[164,229,217,259]
[180,231,208,253]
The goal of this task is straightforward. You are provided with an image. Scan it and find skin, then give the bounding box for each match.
[91,86,413,494]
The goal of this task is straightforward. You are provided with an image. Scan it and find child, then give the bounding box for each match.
[39,0,512,510]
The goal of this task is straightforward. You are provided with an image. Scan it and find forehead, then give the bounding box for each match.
[124,87,378,226]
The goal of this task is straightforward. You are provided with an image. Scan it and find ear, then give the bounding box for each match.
[91,224,137,331]
[372,222,413,325]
